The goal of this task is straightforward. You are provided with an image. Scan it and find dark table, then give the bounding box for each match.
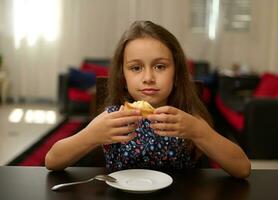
[0,166,277,200]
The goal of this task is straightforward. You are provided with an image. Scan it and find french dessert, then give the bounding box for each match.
[124,100,155,117]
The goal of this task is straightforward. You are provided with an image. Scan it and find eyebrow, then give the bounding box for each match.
[125,59,141,65]
[125,57,171,64]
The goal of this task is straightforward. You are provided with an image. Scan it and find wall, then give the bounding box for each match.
[0,0,277,101]
[214,0,278,73]
[59,0,278,73]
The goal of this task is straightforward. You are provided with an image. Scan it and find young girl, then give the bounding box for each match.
[45,21,251,178]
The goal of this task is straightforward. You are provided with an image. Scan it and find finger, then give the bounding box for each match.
[119,105,124,111]
[153,129,178,137]
[111,115,143,127]
[96,110,109,118]
[111,133,137,143]
[110,109,141,118]
[147,113,176,123]
[89,110,108,123]
[111,125,138,135]
[154,106,178,115]
[150,122,176,131]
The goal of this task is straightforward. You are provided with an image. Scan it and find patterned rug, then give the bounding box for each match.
[7,118,87,166]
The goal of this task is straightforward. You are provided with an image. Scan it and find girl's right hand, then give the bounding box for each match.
[84,107,142,145]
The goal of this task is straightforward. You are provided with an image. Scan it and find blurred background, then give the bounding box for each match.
[0,0,277,168]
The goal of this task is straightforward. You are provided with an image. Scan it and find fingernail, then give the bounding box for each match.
[130,132,137,137]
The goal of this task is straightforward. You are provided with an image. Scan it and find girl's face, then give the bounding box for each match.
[123,37,175,108]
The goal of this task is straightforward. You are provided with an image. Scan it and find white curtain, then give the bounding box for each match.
[0,0,62,101]
[0,0,136,101]
[0,0,188,102]
[268,0,278,72]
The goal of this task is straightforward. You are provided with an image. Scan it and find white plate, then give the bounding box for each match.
[106,169,173,193]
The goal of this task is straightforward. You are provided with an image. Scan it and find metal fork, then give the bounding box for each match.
[51,174,117,191]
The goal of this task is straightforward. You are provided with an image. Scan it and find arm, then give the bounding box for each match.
[147,106,251,178]
[45,109,142,171]
[45,128,99,171]
[191,119,251,178]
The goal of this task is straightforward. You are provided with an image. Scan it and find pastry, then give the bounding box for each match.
[124,100,154,117]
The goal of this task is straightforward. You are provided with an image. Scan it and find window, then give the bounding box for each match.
[190,0,209,32]
[13,0,61,48]
[190,0,251,38]
[190,0,220,40]
[223,0,251,31]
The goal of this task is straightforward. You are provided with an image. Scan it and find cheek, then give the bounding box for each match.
[123,70,133,87]
[126,80,140,100]
[161,75,174,95]
[125,76,138,91]
[162,73,174,87]
[165,82,174,96]
[125,76,132,85]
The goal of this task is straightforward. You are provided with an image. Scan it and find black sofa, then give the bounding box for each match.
[215,74,278,159]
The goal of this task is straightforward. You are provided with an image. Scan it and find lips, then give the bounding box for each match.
[140,88,159,95]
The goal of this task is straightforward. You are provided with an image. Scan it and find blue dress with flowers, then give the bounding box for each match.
[103,105,197,171]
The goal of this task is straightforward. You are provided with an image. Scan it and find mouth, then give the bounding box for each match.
[140,88,159,95]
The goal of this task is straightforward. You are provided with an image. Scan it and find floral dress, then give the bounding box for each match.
[103,105,196,171]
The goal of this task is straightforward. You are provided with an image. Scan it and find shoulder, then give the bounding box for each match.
[106,105,121,113]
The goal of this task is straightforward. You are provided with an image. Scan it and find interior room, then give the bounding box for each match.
[0,0,278,170]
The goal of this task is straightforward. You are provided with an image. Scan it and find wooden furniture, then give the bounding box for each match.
[1,166,278,200]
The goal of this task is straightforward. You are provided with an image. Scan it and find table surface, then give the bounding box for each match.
[0,166,277,200]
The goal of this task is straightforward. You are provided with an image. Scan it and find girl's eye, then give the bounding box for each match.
[154,64,166,71]
[130,65,142,72]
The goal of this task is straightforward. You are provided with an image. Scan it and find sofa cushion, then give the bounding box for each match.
[202,86,211,104]
[69,68,96,90]
[68,88,93,103]
[253,73,278,98]
[81,63,109,77]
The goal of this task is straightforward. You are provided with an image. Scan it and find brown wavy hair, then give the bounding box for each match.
[105,20,212,126]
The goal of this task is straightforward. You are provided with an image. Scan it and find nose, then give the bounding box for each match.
[142,67,155,84]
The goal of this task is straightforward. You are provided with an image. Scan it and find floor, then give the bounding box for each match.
[0,102,278,169]
[0,102,65,165]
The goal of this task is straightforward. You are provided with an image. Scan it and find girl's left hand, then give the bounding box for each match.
[146,106,206,139]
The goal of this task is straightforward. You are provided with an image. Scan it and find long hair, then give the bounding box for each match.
[105,20,212,125]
